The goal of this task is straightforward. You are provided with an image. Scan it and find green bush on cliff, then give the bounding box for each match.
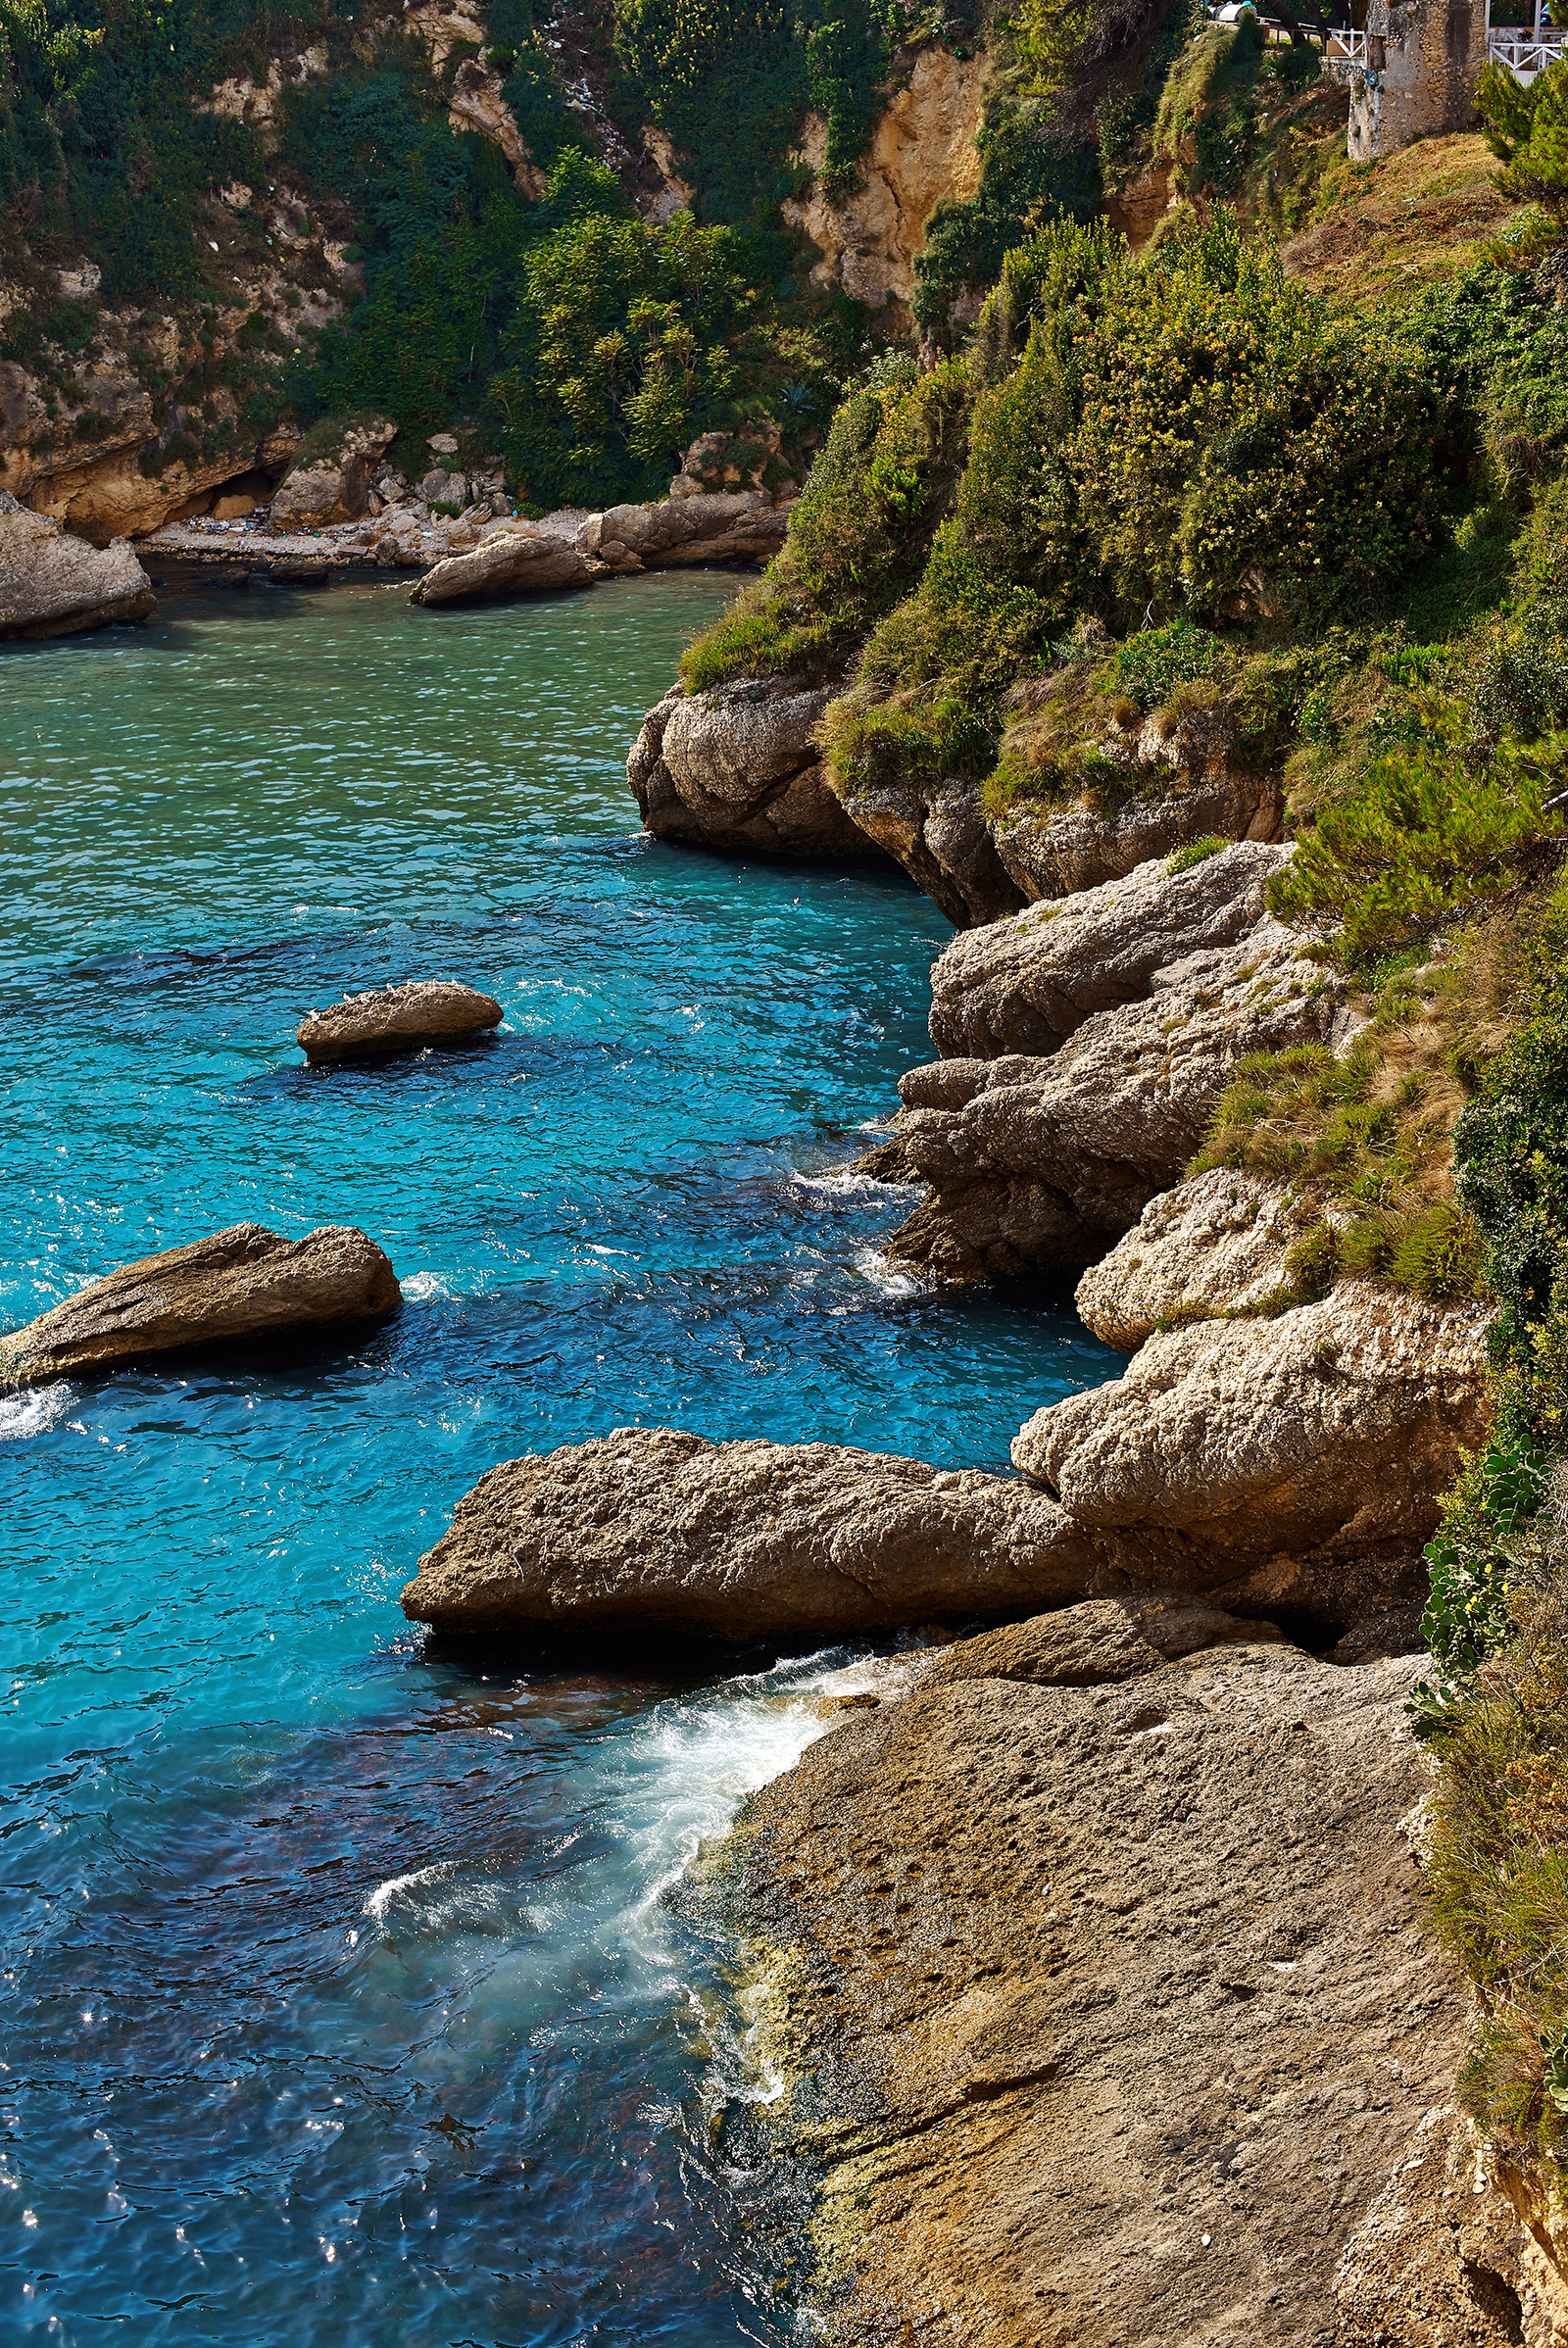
[679,357,971,689]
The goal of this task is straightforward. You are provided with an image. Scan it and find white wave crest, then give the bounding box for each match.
[853,1246,928,1298]
[0,1381,75,1442]
[790,1167,906,1202]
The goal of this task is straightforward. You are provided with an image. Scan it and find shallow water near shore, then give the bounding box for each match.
[1,571,1124,2344]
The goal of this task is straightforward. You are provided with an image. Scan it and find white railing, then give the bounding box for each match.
[1324,25,1369,62]
[1487,26,1567,74]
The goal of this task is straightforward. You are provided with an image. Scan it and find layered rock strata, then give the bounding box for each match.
[0,492,156,638]
[399,1426,1099,1639]
[735,1625,1559,2342]
[1074,1168,1299,1349]
[992,768,1284,903]
[0,1222,401,1384]
[884,845,1339,1279]
[837,779,1025,926]
[628,678,873,858]
[297,981,504,1063]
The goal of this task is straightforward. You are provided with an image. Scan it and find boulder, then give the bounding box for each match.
[925,840,1293,1062]
[270,417,396,534]
[297,980,504,1064]
[992,770,1284,904]
[1075,1169,1298,1349]
[733,1639,1555,2341]
[836,777,1026,928]
[417,465,467,508]
[0,1222,402,1385]
[0,492,155,638]
[885,922,1337,1279]
[579,489,788,568]
[919,1598,1165,1688]
[399,1426,1101,1639]
[1012,1283,1493,1622]
[627,677,875,858]
[409,523,606,605]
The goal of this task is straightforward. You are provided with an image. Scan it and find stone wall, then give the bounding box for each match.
[1333,0,1487,161]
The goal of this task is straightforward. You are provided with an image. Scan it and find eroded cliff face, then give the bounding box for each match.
[780,44,988,318]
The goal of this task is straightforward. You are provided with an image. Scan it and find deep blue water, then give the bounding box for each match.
[0,571,1123,2345]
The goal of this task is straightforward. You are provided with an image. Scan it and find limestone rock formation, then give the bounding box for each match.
[1075,1168,1298,1348]
[1013,1282,1493,1622]
[0,1222,402,1384]
[399,1426,1100,1638]
[409,523,608,605]
[925,840,1294,1061]
[992,770,1284,903]
[627,678,873,858]
[270,418,397,533]
[296,980,504,1064]
[780,44,987,314]
[886,915,1335,1279]
[579,489,789,571]
[735,1639,1556,2342]
[919,1598,1164,1688]
[0,492,156,638]
[836,778,1025,927]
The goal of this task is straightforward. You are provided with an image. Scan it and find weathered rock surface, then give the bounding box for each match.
[1013,1283,1493,1622]
[399,1426,1100,1639]
[579,489,789,571]
[296,980,504,1064]
[735,1639,1555,2344]
[1075,1168,1298,1348]
[0,1222,401,1384]
[837,777,1026,927]
[270,417,396,533]
[886,917,1335,1279]
[627,677,875,858]
[919,1598,1164,1688]
[0,492,156,638]
[992,770,1284,904]
[409,522,607,605]
[926,840,1294,1062]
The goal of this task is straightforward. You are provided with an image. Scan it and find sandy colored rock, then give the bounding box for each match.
[780,44,987,314]
[270,417,396,534]
[921,1599,1164,1688]
[297,979,504,1064]
[838,777,1026,927]
[0,492,155,637]
[627,677,874,858]
[408,522,605,604]
[926,840,1293,1061]
[1075,1169,1298,1348]
[885,927,1336,1280]
[1013,1283,1493,1618]
[400,1426,1101,1639]
[581,489,788,568]
[734,1640,1552,2344]
[992,772,1283,904]
[0,1221,401,1385]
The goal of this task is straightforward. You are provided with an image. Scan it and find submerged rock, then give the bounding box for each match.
[627,677,872,858]
[399,1426,1099,1638]
[735,1638,1551,2340]
[0,1221,402,1385]
[297,980,504,1064]
[1013,1283,1493,1622]
[409,523,606,605]
[0,492,155,638]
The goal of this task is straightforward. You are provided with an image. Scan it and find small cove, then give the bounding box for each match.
[1,571,1126,2343]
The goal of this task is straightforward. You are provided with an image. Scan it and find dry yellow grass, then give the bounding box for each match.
[1281,130,1512,307]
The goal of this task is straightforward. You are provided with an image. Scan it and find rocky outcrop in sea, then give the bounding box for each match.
[0,490,155,638]
[297,981,504,1064]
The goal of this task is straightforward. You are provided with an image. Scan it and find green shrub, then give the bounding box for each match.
[1114,620,1227,715]
[1267,727,1568,957]
[679,358,970,690]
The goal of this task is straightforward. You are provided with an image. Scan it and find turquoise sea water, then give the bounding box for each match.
[1,571,1123,2345]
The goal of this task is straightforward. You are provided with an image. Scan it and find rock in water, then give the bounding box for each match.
[735,1639,1557,2338]
[297,980,504,1065]
[0,492,156,639]
[399,1427,1100,1638]
[408,526,606,605]
[0,1222,402,1385]
[627,676,872,859]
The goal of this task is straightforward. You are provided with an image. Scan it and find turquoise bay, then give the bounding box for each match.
[0,572,1121,2344]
